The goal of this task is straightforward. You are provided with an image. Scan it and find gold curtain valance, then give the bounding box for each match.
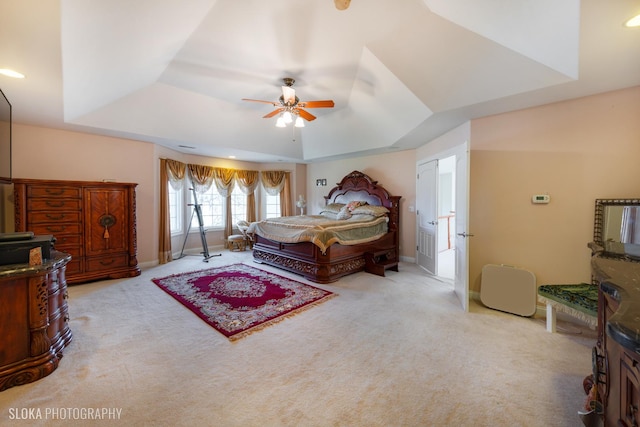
[164,159,289,197]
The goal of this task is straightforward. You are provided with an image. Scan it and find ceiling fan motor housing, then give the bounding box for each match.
[279,95,299,107]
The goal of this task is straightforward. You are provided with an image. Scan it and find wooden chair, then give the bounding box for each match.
[237,220,253,249]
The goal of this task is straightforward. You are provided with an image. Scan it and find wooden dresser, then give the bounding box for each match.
[0,251,72,391]
[591,256,640,427]
[13,179,140,284]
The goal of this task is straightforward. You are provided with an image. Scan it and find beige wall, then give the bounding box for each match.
[9,125,304,266]
[11,124,158,265]
[306,150,417,260]
[7,85,638,286]
[468,85,640,293]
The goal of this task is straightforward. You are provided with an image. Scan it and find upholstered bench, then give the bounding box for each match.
[537,283,598,333]
[227,234,247,251]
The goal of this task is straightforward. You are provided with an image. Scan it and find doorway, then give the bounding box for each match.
[417,141,470,311]
[437,155,456,280]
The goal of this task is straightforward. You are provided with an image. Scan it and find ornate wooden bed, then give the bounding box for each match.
[252,171,401,283]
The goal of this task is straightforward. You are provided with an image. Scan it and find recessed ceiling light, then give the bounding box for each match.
[625,13,640,27]
[0,68,25,79]
[228,155,236,159]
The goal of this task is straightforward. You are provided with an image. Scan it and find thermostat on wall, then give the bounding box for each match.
[532,194,550,204]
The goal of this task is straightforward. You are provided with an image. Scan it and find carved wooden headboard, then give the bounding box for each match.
[324,170,401,247]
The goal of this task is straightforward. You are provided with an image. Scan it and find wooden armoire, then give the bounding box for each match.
[13,179,140,284]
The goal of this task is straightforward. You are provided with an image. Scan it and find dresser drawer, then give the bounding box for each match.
[85,254,129,272]
[48,286,63,314]
[30,223,82,235]
[51,234,82,247]
[28,199,82,211]
[28,186,81,199]
[28,211,82,224]
[54,244,82,259]
[65,259,82,275]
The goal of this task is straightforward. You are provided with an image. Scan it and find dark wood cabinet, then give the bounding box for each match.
[597,285,640,427]
[592,257,640,427]
[0,251,72,391]
[13,179,140,284]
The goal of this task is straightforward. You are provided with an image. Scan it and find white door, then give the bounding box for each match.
[453,143,470,311]
[417,160,438,274]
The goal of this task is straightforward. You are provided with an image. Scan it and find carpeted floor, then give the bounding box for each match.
[0,250,596,426]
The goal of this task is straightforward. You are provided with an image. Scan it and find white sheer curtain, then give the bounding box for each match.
[621,206,640,244]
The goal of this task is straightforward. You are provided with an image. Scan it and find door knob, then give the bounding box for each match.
[457,232,474,238]
[428,221,438,225]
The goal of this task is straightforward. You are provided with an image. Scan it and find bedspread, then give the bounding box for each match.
[250,214,389,254]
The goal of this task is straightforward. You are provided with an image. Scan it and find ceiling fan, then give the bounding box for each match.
[242,78,335,127]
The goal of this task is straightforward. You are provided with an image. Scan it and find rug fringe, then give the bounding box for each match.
[228,293,337,342]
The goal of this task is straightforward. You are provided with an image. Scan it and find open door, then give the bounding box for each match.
[417,160,438,274]
[453,142,470,311]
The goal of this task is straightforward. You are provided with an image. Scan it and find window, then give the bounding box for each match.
[190,183,224,229]
[265,193,280,218]
[172,179,251,232]
[230,187,247,226]
[168,183,183,234]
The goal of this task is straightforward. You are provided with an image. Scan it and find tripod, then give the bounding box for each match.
[179,188,221,262]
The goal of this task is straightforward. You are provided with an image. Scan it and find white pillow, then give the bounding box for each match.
[336,205,352,220]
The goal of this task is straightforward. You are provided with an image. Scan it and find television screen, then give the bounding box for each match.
[0,88,11,184]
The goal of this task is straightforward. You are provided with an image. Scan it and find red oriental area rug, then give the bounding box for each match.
[152,263,336,341]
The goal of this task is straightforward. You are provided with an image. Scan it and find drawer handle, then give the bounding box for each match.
[100,259,115,266]
[45,188,65,195]
[46,213,65,220]
[46,201,65,208]
[46,226,66,232]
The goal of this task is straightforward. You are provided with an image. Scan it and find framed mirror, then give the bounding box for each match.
[593,198,640,261]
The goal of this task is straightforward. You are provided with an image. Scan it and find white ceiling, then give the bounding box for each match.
[1,0,639,163]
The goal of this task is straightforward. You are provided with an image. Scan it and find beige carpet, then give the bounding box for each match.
[0,250,595,426]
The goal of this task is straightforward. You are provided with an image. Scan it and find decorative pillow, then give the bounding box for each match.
[336,205,352,220]
[346,201,367,211]
[350,205,389,217]
[320,203,345,215]
[320,211,338,220]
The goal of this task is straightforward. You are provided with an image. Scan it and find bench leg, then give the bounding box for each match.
[546,303,556,333]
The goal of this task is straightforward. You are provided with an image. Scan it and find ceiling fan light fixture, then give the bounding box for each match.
[283,111,293,123]
[295,117,305,128]
[275,116,286,127]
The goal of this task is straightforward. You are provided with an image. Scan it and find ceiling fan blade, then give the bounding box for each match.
[242,98,278,106]
[298,100,335,108]
[263,108,284,119]
[297,109,316,121]
[281,86,296,105]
